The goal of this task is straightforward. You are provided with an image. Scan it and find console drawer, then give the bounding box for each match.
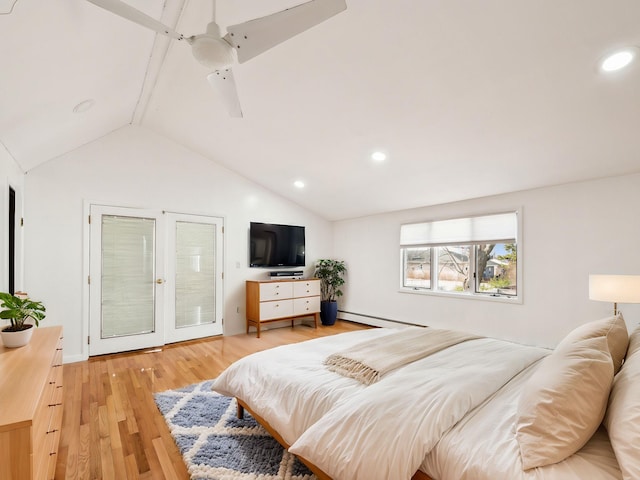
[259,299,294,320]
[259,282,294,301]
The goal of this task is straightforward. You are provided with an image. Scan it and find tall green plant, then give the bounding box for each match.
[314,259,347,302]
[0,292,46,332]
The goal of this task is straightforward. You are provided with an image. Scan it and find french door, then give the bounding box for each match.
[89,205,223,356]
[164,213,224,343]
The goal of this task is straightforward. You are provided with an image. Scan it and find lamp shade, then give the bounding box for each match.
[589,275,640,303]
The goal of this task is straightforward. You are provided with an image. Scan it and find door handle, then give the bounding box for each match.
[156,279,164,284]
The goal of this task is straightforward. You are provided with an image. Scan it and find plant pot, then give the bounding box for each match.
[0,324,34,348]
[320,301,338,326]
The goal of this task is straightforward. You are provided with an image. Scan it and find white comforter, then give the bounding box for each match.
[213,328,548,480]
[213,328,392,445]
[421,360,622,480]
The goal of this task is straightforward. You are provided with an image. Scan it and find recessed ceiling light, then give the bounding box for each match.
[293,180,305,189]
[600,48,636,72]
[73,99,95,114]
[371,151,386,162]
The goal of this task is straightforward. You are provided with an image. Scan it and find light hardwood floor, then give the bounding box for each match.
[55,320,370,480]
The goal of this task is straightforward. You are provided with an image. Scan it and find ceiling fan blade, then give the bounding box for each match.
[87,0,185,41]
[207,69,243,118]
[223,0,346,64]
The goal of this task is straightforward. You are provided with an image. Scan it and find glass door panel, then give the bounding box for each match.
[175,221,216,328]
[102,215,156,337]
[166,213,223,343]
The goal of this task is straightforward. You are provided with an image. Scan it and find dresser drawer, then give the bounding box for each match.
[259,299,294,321]
[259,282,294,301]
[33,397,51,461]
[293,280,320,298]
[293,296,320,316]
[46,427,61,480]
[33,382,58,480]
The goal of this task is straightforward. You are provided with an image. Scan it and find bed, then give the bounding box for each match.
[212,314,640,480]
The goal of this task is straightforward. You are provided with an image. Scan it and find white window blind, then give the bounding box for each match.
[175,221,216,328]
[101,215,156,338]
[400,212,517,247]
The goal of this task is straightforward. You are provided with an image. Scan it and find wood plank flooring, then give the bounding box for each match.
[56,321,370,480]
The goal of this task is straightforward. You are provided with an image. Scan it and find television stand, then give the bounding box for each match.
[246,278,320,337]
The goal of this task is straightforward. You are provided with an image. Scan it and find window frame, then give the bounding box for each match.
[399,210,522,304]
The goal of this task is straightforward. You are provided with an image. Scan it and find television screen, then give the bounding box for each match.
[249,222,306,267]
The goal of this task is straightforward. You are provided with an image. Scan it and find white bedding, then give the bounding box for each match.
[213,328,394,445]
[420,361,622,480]
[213,328,553,479]
[288,337,547,480]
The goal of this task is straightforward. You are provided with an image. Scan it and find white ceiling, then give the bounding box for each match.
[1,0,639,220]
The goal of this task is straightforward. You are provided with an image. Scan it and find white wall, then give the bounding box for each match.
[20,125,640,358]
[334,173,640,348]
[23,125,333,362]
[0,144,24,294]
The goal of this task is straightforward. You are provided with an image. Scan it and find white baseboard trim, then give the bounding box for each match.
[63,353,88,364]
[339,311,420,329]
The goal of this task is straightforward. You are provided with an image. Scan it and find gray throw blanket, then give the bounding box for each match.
[324,326,480,385]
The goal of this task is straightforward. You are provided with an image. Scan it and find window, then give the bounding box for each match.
[402,247,431,289]
[475,242,517,295]
[400,212,519,299]
[437,245,471,292]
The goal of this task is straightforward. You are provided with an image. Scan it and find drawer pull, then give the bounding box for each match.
[56,347,63,351]
[49,451,57,456]
[48,402,63,407]
[56,385,64,389]
[47,429,59,434]
[53,364,62,368]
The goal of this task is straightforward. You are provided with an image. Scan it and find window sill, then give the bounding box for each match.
[398,287,522,304]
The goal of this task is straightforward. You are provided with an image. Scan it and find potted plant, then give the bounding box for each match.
[314,259,346,326]
[0,292,46,348]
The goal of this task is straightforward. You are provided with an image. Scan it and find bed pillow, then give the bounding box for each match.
[515,335,614,470]
[556,314,628,374]
[604,325,640,480]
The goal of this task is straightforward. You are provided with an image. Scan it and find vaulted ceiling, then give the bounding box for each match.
[1,0,639,220]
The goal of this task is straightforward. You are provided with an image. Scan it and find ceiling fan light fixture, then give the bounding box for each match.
[600,48,637,72]
[190,35,236,70]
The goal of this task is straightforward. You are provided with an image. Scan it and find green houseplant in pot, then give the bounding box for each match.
[314,259,346,326]
[0,292,46,348]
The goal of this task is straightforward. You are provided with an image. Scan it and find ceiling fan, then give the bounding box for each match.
[87,0,347,117]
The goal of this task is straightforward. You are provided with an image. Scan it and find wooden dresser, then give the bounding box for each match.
[0,326,64,480]
[246,278,321,337]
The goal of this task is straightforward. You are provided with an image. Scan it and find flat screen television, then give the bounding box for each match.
[249,222,306,268]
